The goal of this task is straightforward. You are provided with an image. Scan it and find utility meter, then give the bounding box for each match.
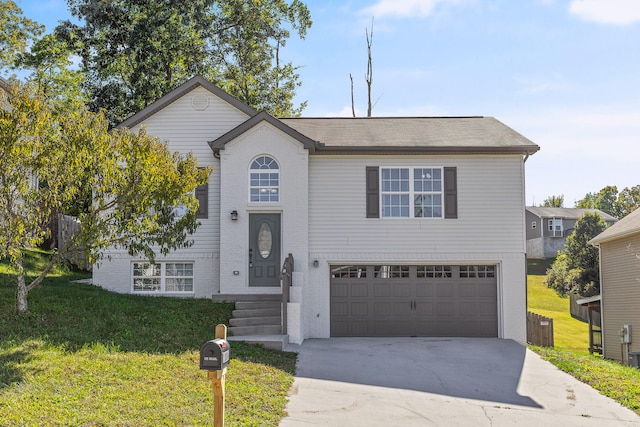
[620,324,632,344]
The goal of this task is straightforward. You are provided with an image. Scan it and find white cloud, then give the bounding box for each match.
[508,105,640,160]
[569,0,640,25]
[361,0,464,19]
[515,72,568,95]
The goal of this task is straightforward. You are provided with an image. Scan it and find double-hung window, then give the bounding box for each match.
[381,167,443,218]
[132,262,194,293]
[381,168,410,217]
[548,218,563,237]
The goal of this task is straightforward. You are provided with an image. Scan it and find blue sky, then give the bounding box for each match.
[17,0,640,208]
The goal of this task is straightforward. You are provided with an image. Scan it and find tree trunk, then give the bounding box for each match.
[365,19,373,117]
[15,254,29,314]
[350,73,356,117]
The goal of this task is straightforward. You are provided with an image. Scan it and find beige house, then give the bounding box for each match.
[590,208,640,364]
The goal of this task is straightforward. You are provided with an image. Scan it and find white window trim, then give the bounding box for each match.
[380,166,444,219]
[249,155,280,203]
[132,261,195,293]
[547,218,563,237]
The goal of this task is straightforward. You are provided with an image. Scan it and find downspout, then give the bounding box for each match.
[522,150,531,331]
[594,242,606,359]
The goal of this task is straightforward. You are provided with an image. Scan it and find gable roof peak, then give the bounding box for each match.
[209,110,320,154]
[117,75,257,129]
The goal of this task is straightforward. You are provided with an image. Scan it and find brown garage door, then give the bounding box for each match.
[330,265,498,337]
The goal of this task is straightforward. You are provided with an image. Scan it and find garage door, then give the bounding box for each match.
[330,265,497,337]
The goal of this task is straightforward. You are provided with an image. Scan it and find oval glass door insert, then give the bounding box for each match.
[258,222,273,258]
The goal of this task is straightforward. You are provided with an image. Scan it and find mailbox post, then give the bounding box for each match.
[200,324,230,427]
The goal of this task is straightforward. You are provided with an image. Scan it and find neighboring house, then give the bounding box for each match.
[526,207,618,259]
[92,76,540,345]
[589,208,640,364]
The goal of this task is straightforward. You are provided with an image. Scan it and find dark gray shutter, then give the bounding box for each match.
[444,167,457,219]
[366,166,379,218]
[195,184,208,219]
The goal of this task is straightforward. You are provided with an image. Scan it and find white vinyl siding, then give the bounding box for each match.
[306,155,528,343]
[94,86,242,296]
[128,86,248,253]
[308,155,526,254]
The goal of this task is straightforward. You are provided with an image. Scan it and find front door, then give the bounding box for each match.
[249,213,281,287]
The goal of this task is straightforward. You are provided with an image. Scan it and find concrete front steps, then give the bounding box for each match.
[212,294,289,351]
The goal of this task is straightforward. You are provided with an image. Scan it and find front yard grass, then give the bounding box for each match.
[0,250,296,426]
[527,259,640,416]
[527,263,589,353]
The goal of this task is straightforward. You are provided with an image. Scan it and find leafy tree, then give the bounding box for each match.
[13,33,93,246]
[545,212,608,297]
[14,33,87,110]
[616,185,640,218]
[0,82,209,314]
[0,0,44,71]
[55,0,312,125]
[541,194,564,207]
[575,185,640,218]
[575,185,618,217]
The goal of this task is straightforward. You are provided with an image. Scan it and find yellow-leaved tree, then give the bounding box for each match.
[0,81,209,313]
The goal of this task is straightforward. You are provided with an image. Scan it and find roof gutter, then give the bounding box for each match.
[313,145,541,156]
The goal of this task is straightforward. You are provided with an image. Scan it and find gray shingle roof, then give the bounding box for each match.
[279,117,540,154]
[526,207,618,222]
[590,208,640,244]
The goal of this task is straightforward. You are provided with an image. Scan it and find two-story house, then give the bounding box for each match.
[526,207,618,259]
[92,76,539,346]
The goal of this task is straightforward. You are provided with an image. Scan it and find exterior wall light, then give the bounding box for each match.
[230,210,238,221]
[313,260,319,268]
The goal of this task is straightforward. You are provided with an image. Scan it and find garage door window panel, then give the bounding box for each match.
[331,265,368,279]
[374,265,409,278]
[417,265,452,278]
[460,265,495,278]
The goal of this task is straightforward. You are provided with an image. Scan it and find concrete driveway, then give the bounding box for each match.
[280,338,640,426]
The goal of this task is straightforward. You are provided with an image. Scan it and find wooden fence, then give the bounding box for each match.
[569,292,589,322]
[527,311,554,347]
[58,215,91,270]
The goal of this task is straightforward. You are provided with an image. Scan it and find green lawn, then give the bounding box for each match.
[527,259,640,415]
[527,259,589,353]
[0,250,296,426]
[3,252,639,423]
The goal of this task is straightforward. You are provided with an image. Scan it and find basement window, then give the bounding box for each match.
[132,262,194,293]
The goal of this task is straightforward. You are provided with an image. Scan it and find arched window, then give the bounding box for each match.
[250,156,279,202]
